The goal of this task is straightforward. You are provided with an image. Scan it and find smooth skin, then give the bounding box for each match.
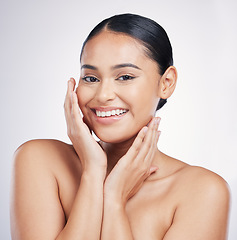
[10,31,230,240]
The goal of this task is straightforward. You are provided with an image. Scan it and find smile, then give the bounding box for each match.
[96,109,128,117]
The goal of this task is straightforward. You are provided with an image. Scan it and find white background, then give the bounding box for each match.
[1,0,237,239]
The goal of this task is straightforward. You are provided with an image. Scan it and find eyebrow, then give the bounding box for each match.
[112,63,141,70]
[81,63,142,71]
[81,64,97,70]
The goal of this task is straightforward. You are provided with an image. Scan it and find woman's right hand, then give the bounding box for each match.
[64,78,107,179]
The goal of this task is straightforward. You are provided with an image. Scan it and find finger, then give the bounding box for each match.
[64,80,74,129]
[155,130,161,148]
[144,117,157,142]
[71,91,83,123]
[143,128,158,165]
[64,78,76,118]
[70,77,76,86]
[154,119,161,149]
[83,117,93,133]
[149,165,159,175]
[145,117,160,163]
[146,117,153,127]
[143,119,161,171]
[67,78,76,98]
[125,126,147,159]
[134,118,156,163]
[151,117,159,147]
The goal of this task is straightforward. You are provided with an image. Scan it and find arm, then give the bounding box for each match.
[101,117,160,240]
[102,201,133,239]
[11,78,107,240]
[58,78,107,240]
[11,140,66,240]
[11,141,104,240]
[57,172,104,240]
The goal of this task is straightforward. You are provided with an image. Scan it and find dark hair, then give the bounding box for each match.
[80,13,173,110]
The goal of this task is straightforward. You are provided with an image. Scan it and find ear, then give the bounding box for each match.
[158,66,177,99]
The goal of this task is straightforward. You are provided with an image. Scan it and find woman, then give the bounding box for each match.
[11,13,230,239]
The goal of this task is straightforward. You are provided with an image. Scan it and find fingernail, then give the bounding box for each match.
[154,117,158,125]
[143,126,148,133]
[150,166,158,173]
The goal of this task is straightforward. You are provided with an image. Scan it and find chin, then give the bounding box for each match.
[93,128,137,144]
[88,114,154,144]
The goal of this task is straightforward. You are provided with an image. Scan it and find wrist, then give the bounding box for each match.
[82,164,106,178]
[104,192,127,209]
[104,197,127,217]
[81,170,105,184]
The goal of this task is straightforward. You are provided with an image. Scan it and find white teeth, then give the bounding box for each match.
[95,109,127,117]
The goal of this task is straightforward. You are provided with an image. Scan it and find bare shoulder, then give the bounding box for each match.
[13,139,80,174]
[12,139,82,198]
[15,139,76,159]
[178,165,230,197]
[11,139,80,239]
[161,164,230,239]
[157,154,230,203]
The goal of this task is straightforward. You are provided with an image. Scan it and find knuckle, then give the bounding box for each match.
[145,168,150,176]
[132,143,140,153]
[132,162,140,172]
[147,140,152,148]
[143,143,150,152]
[71,109,76,117]
[148,140,153,148]
[138,165,147,174]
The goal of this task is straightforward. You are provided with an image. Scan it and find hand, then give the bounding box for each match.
[104,117,160,205]
[64,78,107,178]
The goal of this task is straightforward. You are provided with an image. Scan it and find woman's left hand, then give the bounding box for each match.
[104,117,161,206]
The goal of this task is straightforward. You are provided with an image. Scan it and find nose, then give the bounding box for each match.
[96,79,116,103]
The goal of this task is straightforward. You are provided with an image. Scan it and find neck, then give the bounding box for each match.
[100,136,137,176]
[100,136,164,177]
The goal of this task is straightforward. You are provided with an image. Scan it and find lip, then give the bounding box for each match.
[90,107,129,125]
[92,106,128,111]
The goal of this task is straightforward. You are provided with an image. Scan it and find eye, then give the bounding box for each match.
[116,75,135,81]
[82,76,99,82]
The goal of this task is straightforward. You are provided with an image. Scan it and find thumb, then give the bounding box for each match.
[149,166,158,175]
[83,116,92,133]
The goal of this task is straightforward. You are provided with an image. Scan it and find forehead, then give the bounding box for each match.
[81,31,153,68]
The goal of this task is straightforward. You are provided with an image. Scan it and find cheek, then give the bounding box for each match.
[125,84,158,116]
[76,86,85,108]
[76,85,91,114]
[76,86,94,129]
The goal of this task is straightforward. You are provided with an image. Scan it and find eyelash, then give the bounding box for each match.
[82,76,99,82]
[116,75,135,81]
[82,75,135,83]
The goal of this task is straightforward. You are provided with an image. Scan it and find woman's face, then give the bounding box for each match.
[77,31,161,143]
